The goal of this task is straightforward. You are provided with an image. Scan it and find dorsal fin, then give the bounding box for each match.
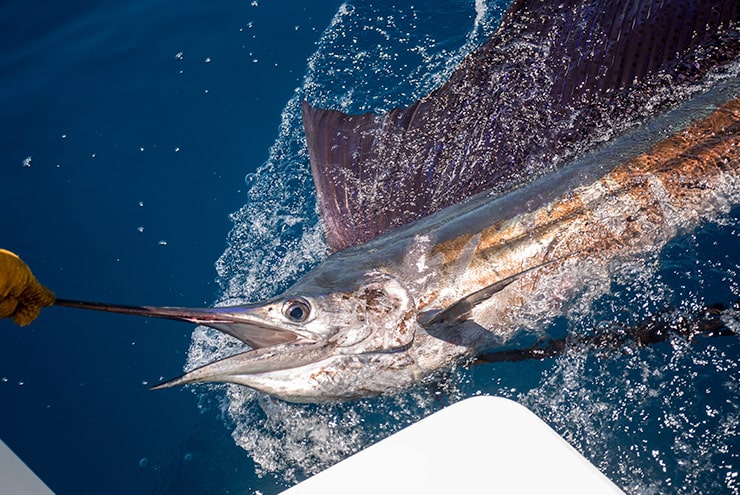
[303,0,740,252]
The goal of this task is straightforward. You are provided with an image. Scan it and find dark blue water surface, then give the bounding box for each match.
[1,1,342,493]
[1,1,738,494]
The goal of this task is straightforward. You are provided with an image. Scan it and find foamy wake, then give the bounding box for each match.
[184,1,504,483]
[184,1,740,491]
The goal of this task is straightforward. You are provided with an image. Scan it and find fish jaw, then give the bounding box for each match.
[153,343,426,403]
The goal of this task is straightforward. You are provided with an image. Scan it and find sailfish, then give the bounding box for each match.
[53,0,739,402]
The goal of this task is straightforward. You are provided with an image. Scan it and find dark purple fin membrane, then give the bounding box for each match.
[303,0,740,252]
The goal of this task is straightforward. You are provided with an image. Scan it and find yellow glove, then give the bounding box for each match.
[0,249,55,326]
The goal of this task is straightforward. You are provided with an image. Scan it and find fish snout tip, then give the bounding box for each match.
[149,375,190,391]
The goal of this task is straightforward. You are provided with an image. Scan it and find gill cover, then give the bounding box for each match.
[328,272,416,353]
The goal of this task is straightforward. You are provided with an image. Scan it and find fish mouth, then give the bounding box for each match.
[150,340,336,390]
[54,298,331,388]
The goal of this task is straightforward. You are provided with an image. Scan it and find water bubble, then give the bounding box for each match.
[22,156,31,167]
[138,457,149,468]
[183,452,194,462]
[175,52,183,60]
[158,240,168,246]
[137,227,144,233]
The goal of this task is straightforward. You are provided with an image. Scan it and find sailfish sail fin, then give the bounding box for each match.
[303,0,740,252]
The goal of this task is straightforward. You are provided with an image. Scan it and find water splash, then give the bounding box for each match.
[522,216,740,495]
[184,1,740,490]
[184,1,505,482]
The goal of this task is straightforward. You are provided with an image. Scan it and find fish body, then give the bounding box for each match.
[55,0,740,402]
[152,83,740,402]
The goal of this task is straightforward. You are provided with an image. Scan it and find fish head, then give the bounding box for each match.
[153,270,420,402]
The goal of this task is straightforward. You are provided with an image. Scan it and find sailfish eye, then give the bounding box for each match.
[283,298,310,323]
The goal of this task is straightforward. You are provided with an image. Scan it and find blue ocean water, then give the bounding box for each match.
[1,1,342,493]
[1,1,738,494]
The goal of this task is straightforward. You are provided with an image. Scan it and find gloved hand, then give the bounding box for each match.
[0,249,55,326]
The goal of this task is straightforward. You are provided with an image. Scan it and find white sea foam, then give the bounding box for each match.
[184,1,740,489]
[182,1,504,482]
[520,216,740,494]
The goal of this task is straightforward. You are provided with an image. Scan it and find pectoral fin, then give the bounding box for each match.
[419,259,560,327]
